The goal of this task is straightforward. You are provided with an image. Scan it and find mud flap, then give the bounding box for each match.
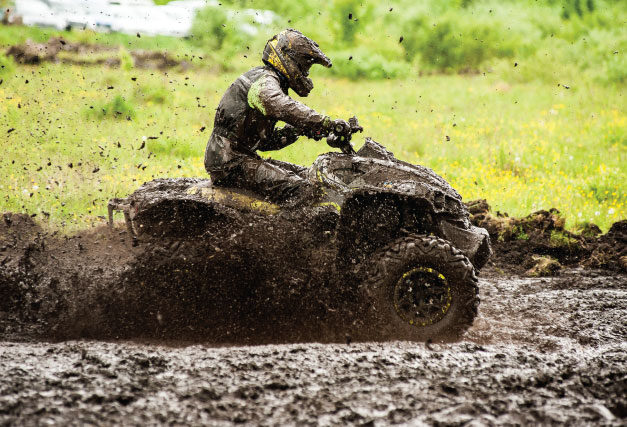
[440,221,491,269]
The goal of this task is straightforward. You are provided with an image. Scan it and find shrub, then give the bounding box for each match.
[328,0,373,44]
[190,6,230,50]
[189,5,255,58]
[401,13,523,73]
[561,0,596,20]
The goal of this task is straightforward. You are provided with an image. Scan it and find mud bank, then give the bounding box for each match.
[466,199,626,275]
[6,37,189,70]
[1,271,625,425]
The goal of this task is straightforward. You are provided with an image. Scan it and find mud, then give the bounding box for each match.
[0,270,625,425]
[0,209,625,423]
[6,37,188,70]
[466,199,627,274]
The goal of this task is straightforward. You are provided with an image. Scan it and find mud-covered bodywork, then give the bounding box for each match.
[311,139,491,268]
[110,138,491,269]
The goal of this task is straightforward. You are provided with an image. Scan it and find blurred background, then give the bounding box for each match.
[0,0,624,231]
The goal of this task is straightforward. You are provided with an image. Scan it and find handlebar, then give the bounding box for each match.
[326,116,363,155]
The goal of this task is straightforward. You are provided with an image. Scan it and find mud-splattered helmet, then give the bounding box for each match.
[262,29,332,97]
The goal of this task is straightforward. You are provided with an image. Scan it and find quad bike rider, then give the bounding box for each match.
[204,29,357,204]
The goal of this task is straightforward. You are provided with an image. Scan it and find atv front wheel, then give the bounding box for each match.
[357,235,479,342]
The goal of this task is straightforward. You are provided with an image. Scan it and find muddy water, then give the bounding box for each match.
[1,270,625,425]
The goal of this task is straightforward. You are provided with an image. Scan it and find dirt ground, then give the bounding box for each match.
[6,37,187,70]
[0,269,625,425]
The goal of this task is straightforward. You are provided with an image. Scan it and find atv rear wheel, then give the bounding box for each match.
[357,235,479,342]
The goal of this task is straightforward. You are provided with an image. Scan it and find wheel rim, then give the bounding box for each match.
[393,267,452,327]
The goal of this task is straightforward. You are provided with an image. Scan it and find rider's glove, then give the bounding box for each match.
[306,117,351,141]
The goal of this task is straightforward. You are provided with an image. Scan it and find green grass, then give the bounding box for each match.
[0,56,624,231]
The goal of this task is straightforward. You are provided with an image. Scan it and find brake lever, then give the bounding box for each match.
[341,141,356,155]
[327,133,356,155]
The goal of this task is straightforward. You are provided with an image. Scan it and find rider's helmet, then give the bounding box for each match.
[262,29,332,97]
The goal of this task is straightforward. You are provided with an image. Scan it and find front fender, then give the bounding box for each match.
[440,220,492,270]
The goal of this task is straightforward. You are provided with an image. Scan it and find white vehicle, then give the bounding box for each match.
[13,0,67,29]
[11,0,226,37]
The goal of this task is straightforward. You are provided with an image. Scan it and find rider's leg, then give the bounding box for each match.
[205,134,319,204]
[240,157,319,203]
[265,158,308,178]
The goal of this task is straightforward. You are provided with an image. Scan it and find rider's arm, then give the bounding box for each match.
[248,73,330,138]
[257,124,300,151]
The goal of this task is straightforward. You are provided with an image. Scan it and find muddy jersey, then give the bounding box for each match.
[204,66,329,170]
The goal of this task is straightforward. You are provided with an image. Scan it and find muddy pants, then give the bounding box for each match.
[204,134,318,204]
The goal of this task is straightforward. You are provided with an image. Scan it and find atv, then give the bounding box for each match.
[108,119,491,342]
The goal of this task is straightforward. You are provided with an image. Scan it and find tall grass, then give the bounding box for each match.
[0,0,623,231]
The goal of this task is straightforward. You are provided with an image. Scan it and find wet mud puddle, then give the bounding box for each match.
[1,271,625,425]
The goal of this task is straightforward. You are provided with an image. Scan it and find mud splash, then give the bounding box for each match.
[0,211,348,343]
[6,37,188,70]
[1,210,625,423]
[1,206,624,342]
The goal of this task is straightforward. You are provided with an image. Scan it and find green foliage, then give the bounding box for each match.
[513,225,529,241]
[572,221,602,237]
[189,5,256,61]
[1,62,624,231]
[549,230,578,248]
[135,84,168,104]
[190,6,229,51]
[1,0,625,83]
[561,0,596,19]
[147,139,196,159]
[601,50,626,85]
[401,12,529,73]
[588,183,625,204]
[87,95,136,120]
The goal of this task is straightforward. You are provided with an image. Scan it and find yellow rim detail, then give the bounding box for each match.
[393,267,452,327]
